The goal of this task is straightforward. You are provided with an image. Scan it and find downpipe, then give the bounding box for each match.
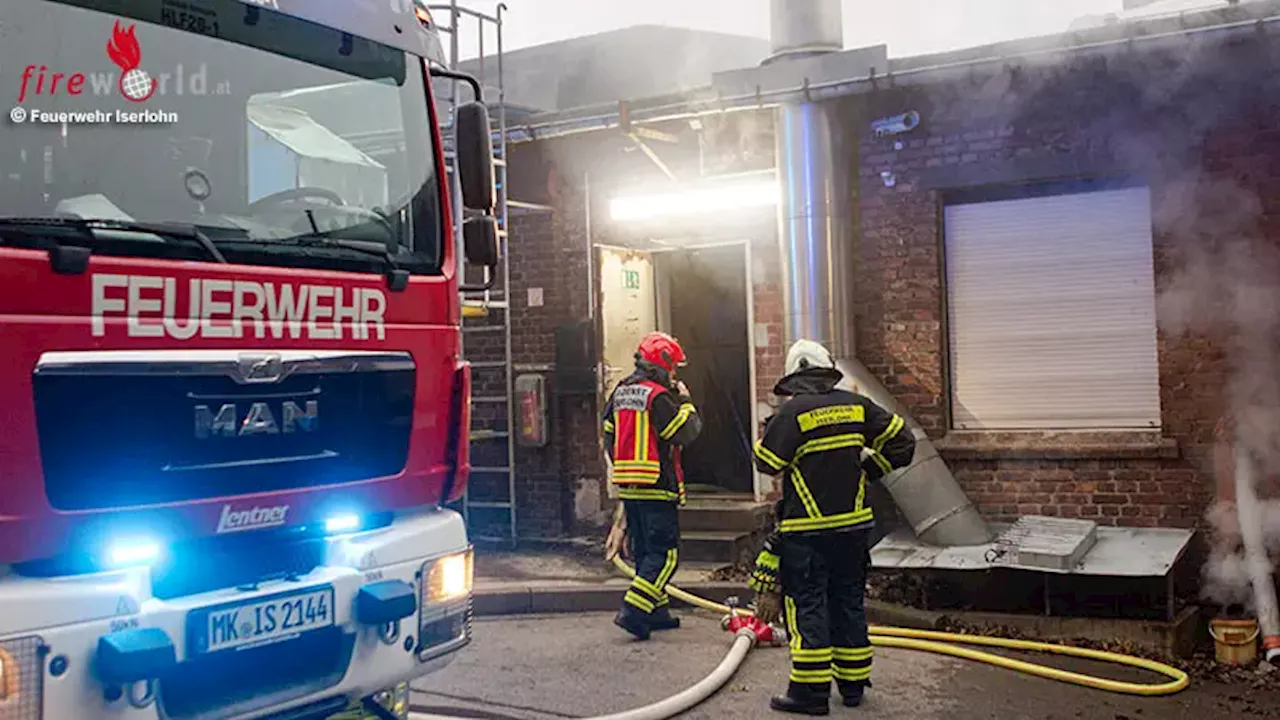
[409,611,785,720]
[1232,426,1280,663]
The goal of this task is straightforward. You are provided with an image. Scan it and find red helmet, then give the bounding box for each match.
[636,332,687,373]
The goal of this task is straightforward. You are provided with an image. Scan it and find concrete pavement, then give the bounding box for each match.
[411,611,1280,720]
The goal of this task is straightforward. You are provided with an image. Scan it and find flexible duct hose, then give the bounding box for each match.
[611,556,1190,696]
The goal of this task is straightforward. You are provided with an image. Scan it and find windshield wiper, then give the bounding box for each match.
[0,216,228,272]
[217,234,410,292]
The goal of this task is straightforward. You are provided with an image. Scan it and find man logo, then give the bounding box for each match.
[194,400,319,439]
[234,352,285,384]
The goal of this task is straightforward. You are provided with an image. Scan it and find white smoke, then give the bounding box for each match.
[1160,183,1280,611]
[958,26,1280,610]
[1159,190,1280,610]
[1201,499,1280,611]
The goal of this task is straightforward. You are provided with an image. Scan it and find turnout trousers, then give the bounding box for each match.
[779,527,873,700]
[620,499,680,615]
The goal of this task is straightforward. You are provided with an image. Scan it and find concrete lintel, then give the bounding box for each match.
[712,44,889,98]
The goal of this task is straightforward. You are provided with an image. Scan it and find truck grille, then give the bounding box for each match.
[149,526,328,601]
[0,635,43,720]
[158,627,353,719]
[31,351,415,511]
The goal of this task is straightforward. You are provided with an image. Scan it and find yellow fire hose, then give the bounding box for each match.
[611,555,1190,696]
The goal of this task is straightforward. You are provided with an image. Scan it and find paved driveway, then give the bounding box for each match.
[411,611,1278,719]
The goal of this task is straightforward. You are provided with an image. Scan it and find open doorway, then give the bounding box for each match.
[596,242,756,497]
[655,244,754,495]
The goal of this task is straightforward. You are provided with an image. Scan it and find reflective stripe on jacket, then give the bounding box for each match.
[602,373,702,504]
[754,386,915,533]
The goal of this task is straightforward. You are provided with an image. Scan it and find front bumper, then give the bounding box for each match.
[0,509,472,720]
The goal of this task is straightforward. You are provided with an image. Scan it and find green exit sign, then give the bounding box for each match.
[622,269,641,290]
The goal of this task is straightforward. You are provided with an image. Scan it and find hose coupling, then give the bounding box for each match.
[723,613,787,647]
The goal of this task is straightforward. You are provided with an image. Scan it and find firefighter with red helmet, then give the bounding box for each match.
[602,331,702,640]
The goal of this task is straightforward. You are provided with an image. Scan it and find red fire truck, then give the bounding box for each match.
[0,0,498,718]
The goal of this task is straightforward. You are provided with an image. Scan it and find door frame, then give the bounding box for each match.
[595,239,762,501]
[593,243,658,501]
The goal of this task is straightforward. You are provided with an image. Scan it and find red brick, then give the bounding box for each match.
[1094,494,1129,506]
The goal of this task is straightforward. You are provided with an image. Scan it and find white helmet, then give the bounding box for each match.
[784,339,837,377]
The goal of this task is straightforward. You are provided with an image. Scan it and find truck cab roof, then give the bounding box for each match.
[239,0,446,66]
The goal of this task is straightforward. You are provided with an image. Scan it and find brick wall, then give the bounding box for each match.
[851,31,1280,528]
[497,124,786,517]
[750,240,785,413]
[749,235,787,497]
[498,27,1280,535]
[465,143,605,539]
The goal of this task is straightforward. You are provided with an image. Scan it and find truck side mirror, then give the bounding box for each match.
[455,101,495,213]
[463,215,499,268]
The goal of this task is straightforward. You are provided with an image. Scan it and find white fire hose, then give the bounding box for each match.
[1233,431,1280,662]
[408,610,783,720]
[411,629,760,720]
[585,630,757,720]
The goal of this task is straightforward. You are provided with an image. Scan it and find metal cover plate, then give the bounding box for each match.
[870,523,1194,577]
[990,516,1098,572]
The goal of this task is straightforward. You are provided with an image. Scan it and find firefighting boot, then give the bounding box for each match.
[649,606,681,630]
[769,684,830,716]
[836,681,866,707]
[613,604,651,641]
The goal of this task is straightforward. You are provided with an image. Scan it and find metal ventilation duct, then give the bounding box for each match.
[767,0,994,546]
[767,0,844,63]
[774,101,856,363]
[769,0,854,364]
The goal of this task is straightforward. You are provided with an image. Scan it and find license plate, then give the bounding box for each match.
[191,586,335,654]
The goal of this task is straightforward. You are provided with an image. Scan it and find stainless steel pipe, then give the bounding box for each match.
[768,0,992,547]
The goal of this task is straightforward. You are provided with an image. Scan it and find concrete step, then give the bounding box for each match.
[671,561,733,583]
[681,530,763,565]
[680,499,774,533]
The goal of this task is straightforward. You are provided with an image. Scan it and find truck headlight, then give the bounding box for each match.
[0,636,41,719]
[424,548,472,605]
[417,548,473,658]
[0,647,14,701]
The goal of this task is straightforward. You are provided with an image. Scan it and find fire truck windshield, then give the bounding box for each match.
[0,0,444,275]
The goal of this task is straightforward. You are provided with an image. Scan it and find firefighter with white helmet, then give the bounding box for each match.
[602,331,703,640]
[749,339,916,715]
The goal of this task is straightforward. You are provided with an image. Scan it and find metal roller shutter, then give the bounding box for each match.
[943,186,1161,430]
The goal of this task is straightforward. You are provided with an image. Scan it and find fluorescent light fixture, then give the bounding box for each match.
[324,514,362,534]
[609,179,779,222]
[107,539,161,567]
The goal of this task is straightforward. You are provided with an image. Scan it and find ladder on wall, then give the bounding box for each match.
[432,1,518,546]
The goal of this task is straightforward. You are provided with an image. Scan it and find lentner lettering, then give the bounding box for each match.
[216,503,289,533]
